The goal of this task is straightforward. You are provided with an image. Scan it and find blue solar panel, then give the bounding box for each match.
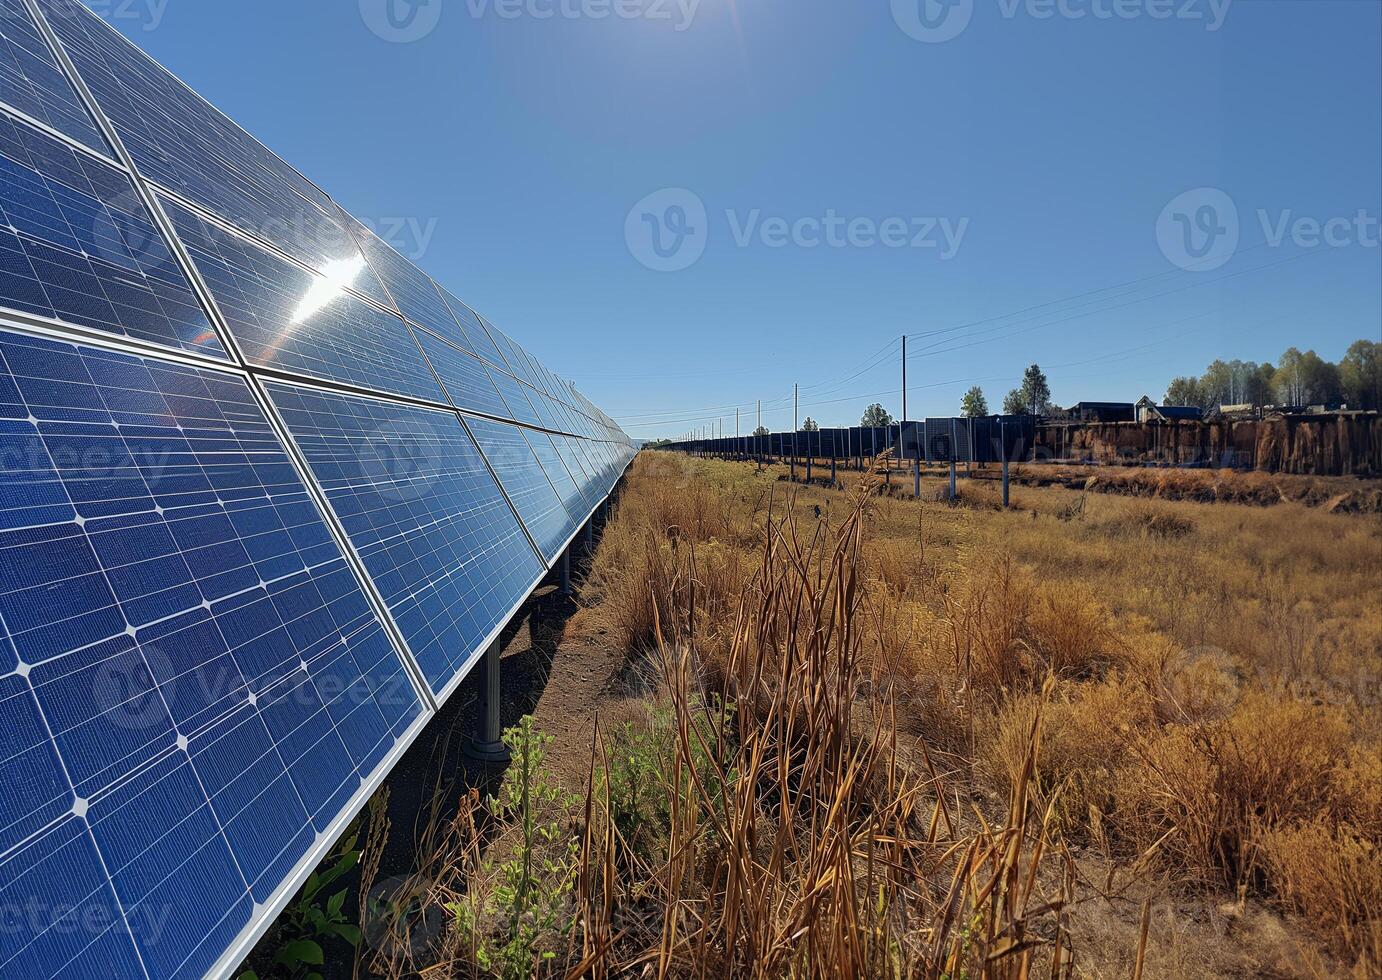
[525,430,587,520]
[341,212,469,347]
[0,327,424,980]
[33,0,394,309]
[487,368,545,429]
[268,384,546,698]
[436,286,507,370]
[162,196,448,405]
[463,415,576,563]
[0,0,107,154]
[0,113,225,358]
[552,432,592,484]
[413,327,514,422]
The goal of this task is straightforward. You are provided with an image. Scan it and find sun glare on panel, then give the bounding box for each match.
[292,255,367,323]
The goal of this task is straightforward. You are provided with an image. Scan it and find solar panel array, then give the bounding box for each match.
[0,3,634,978]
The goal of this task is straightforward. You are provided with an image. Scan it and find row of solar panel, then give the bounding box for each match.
[0,325,632,980]
[0,2,634,978]
[0,0,626,449]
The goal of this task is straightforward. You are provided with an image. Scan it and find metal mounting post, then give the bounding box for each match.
[560,547,572,596]
[464,639,510,764]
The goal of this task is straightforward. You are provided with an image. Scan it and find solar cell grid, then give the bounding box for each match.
[412,327,513,422]
[487,367,545,429]
[0,0,107,154]
[340,211,467,347]
[34,0,394,309]
[464,415,576,563]
[0,327,422,980]
[268,384,548,698]
[0,112,224,358]
[437,286,506,369]
[162,196,447,406]
[525,430,585,520]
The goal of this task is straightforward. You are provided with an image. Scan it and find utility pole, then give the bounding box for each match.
[902,334,907,423]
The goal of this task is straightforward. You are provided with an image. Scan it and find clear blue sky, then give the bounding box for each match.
[100,0,1379,439]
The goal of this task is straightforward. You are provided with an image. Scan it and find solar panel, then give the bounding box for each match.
[0,113,225,358]
[437,286,507,370]
[0,6,634,977]
[162,195,448,405]
[340,211,470,348]
[413,327,514,422]
[267,384,546,699]
[487,368,545,429]
[0,327,423,980]
[463,415,576,563]
[525,430,587,520]
[34,0,394,309]
[0,0,107,154]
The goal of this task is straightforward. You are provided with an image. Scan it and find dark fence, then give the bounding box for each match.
[664,417,1039,465]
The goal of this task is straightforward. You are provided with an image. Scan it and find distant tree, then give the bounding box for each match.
[1340,340,1381,411]
[1002,388,1027,415]
[753,425,770,437]
[960,386,989,418]
[1164,376,1208,409]
[860,403,894,427]
[1244,362,1276,407]
[1274,347,1340,406]
[643,439,672,450]
[1201,359,1250,407]
[1019,364,1051,416]
[801,417,820,432]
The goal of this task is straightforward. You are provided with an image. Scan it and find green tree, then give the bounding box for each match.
[1340,339,1381,411]
[1165,376,1208,409]
[860,403,894,427]
[1002,388,1027,416]
[1244,362,1276,407]
[801,417,819,432]
[753,425,770,437]
[960,386,989,418]
[1274,348,1341,406]
[1019,364,1051,416]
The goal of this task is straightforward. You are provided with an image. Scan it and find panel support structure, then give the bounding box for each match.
[464,640,511,764]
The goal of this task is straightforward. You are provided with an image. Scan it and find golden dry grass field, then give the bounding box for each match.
[356,451,1381,979]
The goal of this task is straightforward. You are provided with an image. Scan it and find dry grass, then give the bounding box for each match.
[364,453,1380,978]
